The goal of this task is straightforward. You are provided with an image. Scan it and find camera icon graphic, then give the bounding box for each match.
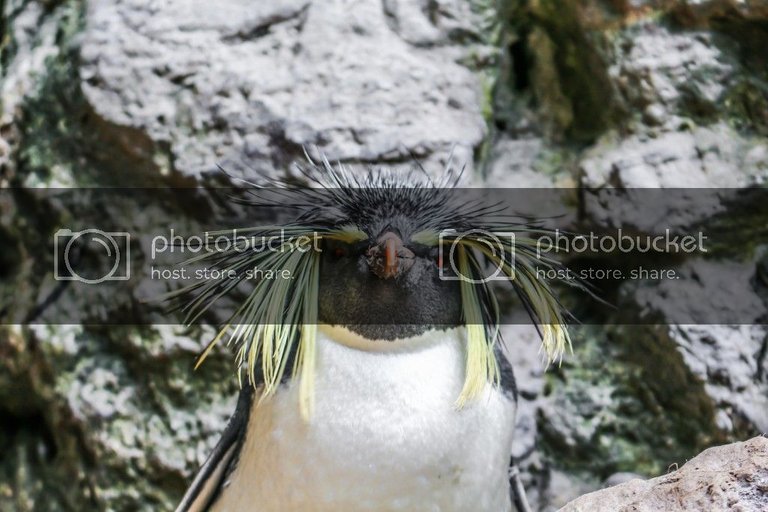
[438,229,515,284]
[54,228,131,284]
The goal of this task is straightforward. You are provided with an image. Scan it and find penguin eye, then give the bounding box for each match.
[326,241,358,258]
[325,239,368,259]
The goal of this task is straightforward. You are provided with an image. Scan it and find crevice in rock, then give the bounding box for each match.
[265,123,307,175]
[221,4,310,44]
[496,1,627,144]
[0,328,100,511]
[756,332,768,382]
[381,0,399,38]
[509,35,531,92]
[714,19,768,136]
[0,226,21,280]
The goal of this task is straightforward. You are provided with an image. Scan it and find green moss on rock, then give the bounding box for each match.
[539,325,726,479]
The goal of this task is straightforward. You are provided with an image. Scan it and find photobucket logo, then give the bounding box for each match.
[536,229,709,258]
[150,229,323,260]
[437,229,516,283]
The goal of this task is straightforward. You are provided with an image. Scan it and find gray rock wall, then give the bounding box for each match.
[1,0,767,511]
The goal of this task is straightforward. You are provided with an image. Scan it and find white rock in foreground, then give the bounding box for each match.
[559,436,768,512]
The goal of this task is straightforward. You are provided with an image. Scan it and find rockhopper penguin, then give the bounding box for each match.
[173,158,571,511]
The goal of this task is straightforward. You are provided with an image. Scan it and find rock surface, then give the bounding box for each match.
[79,0,491,181]
[559,436,768,512]
[1,0,768,511]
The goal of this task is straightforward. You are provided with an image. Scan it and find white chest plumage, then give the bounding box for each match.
[211,326,516,512]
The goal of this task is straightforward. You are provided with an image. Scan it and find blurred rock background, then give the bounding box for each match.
[1,0,767,510]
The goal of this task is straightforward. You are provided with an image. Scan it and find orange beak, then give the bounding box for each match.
[384,236,398,276]
[366,232,415,279]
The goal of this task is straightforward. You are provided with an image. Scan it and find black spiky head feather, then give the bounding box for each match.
[166,156,572,419]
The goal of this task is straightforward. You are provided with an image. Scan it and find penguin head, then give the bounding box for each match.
[315,186,466,340]
[180,157,572,417]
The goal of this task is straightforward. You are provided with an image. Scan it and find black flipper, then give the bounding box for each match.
[495,345,518,402]
[496,346,530,511]
[509,460,533,512]
[175,387,253,512]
